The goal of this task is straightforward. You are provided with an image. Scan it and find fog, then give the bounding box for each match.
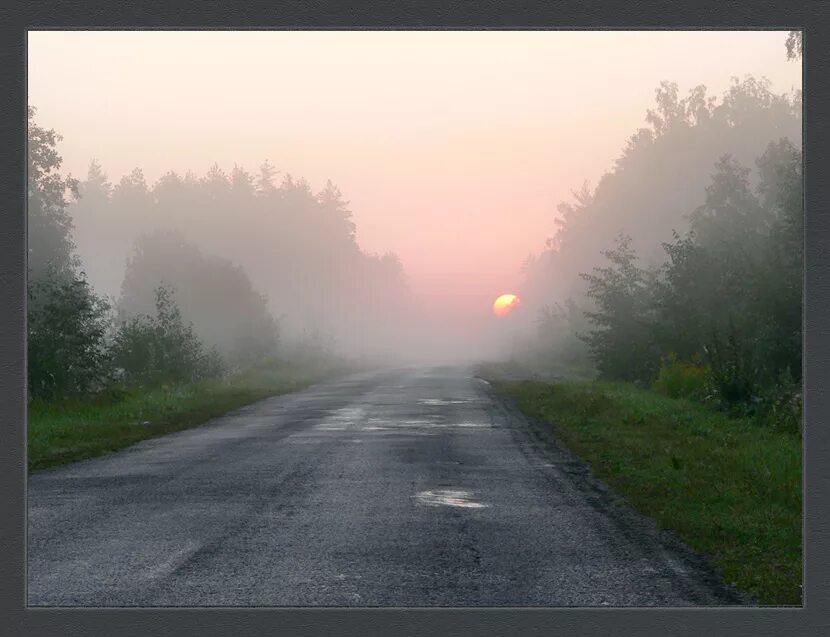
[28,31,801,365]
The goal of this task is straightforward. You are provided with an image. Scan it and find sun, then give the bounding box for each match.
[493,293,520,317]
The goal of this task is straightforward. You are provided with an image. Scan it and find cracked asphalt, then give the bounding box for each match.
[27,366,744,606]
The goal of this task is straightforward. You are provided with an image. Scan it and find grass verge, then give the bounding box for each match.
[28,357,348,472]
[489,378,802,606]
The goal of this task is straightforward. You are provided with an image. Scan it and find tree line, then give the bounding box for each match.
[525,67,802,431]
[70,155,410,359]
[27,105,409,401]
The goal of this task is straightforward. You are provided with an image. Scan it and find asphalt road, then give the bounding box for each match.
[27,366,744,606]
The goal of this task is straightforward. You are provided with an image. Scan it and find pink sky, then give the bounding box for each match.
[28,31,801,323]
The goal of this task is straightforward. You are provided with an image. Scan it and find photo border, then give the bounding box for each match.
[1,2,827,635]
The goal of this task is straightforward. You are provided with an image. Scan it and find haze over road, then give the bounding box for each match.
[28,367,743,606]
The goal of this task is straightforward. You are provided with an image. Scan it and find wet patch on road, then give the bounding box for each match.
[412,489,489,509]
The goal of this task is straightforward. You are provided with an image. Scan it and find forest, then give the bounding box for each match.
[520,71,802,432]
[27,106,411,403]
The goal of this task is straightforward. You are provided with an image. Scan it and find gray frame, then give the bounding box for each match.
[1,2,827,635]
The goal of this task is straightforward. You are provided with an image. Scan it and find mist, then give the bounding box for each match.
[24,30,808,613]
[27,30,801,368]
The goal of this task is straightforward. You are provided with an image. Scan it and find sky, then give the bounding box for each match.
[28,30,801,325]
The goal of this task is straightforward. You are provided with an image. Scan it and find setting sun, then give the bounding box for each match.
[493,293,520,317]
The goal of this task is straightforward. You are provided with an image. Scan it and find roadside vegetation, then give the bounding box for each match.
[502,37,803,606]
[484,372,801,606]
[521,79,803,431]
[28,355,347,472]
[26,106,368,472]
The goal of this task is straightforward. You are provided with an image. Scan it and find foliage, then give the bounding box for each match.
[112,285,225,387]
[575,139,802,423]
[27,106,80,283]
[119,230,279,368]
[24,106,364,490]
[523,76,800,309]
[523,76,802,391]
[27,109,117,401]
[27,269,113,400]
[579,235,659,382]
[652,355,708,400]
[27,112,240,402]
[703,325,761,407]
[69,161,410,354]
[786,31,803,61]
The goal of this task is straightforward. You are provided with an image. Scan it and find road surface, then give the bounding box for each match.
[28,366,744,606]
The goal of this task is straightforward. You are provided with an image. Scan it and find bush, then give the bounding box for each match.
[27,270,113,400]
[119,230,280,368]
[652,355,708,400]
[703,326,762,408]
[112,285,225,387]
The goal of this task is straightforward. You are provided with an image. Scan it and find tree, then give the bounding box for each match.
[654,142,802,409]
[522,76,800,312]
[27,106,79,282]
[657,227,761,406]
[754,139,803,382]
[27,269,112,399]
[70,159,411,358]
[80,160,112,200]
[579,235,659,381]
[231,164,255,197]
[521,76,800,388]
[27,109,115,400]
[688,154,771,253]
[786,31,803,61]
[112,168,150,208]
[255,159,279,194]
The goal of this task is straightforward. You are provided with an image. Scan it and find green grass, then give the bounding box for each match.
[490,378,802,606]
[28,357,348,472]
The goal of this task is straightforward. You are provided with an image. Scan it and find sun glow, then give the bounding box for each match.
[493,294,520,317]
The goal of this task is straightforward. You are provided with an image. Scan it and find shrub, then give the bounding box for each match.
[652,355,708,400]
[112,285,225,387]
[119,230,280,368]
[27,270,113,400]
[703,326,761,408]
